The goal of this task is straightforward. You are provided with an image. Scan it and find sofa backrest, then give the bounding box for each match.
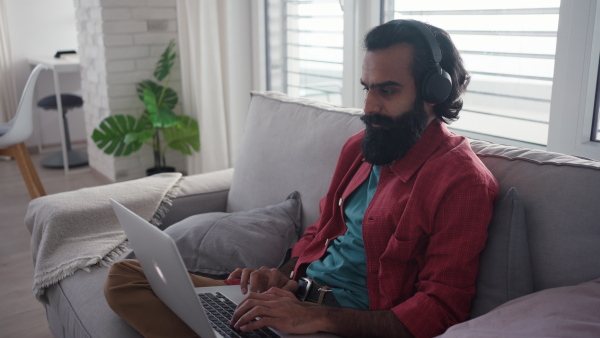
[227,91,364,234]
[229,91,600,292]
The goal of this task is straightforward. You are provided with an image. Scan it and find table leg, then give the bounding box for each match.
[52,69,69,175]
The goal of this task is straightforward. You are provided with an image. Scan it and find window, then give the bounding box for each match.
[262,0,600,160]
[388,0,560,147]
[266,0,344,106]
[265,0,380,108]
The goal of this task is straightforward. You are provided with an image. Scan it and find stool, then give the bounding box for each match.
[38,94,88,168]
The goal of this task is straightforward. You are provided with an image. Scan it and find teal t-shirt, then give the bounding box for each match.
[306,165,381,309]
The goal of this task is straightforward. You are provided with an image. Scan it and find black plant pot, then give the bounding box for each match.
[146,166,176,176]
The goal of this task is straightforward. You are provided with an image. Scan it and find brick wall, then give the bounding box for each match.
[74,0,184,181]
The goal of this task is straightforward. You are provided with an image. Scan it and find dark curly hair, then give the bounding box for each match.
[363,20,469,123]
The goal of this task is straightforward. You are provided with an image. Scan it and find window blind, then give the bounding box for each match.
[392,0,561,146]
[267,0,344,106]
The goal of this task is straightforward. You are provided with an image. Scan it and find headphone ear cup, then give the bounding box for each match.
[421,69,452,104]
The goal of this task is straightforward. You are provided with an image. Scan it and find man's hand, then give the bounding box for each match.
[226,267,299,294]
[230,287,414,338]
[230,287,324,334]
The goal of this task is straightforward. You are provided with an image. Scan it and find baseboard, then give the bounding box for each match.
[27,140,88,155]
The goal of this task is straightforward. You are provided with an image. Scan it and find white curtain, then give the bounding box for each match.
[0,0,18,123]
[177,0,255,174]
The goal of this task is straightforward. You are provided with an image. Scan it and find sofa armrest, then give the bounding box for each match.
[161,168,234,229]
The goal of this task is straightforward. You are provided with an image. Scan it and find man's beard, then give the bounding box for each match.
[360,100,430,166]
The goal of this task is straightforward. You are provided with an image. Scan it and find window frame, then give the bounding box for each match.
[547,0,600,159]
[592,54,600,142]
[341,0,382,108]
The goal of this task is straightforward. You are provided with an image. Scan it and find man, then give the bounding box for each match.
[105,20,498,338]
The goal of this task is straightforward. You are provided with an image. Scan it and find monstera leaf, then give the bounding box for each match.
[136,80,178,109]
[140,88,179,128]
[154,39,176,82]
[163,115,200,155]
[91,115,147,157]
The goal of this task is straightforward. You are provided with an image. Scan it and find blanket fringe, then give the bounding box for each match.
[149,176,182,227]
[100,240,131,267]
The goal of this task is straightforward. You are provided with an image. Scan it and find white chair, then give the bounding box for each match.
[0,64,47,199]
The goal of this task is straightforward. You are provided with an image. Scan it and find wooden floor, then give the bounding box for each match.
[0,149,111,337]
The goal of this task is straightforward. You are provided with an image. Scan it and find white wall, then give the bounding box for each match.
[4,0,83,149]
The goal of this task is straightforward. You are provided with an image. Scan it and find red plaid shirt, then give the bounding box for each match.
[290,120,498,338]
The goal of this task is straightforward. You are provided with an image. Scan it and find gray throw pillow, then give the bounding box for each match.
[470,187,533,318]
[164,192,302,276]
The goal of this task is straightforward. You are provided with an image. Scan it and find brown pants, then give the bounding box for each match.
[104,259,227,338]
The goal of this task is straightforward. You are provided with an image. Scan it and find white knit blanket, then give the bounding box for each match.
[25,173,182,301]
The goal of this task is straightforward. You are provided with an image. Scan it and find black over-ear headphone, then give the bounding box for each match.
[391,19,452,104]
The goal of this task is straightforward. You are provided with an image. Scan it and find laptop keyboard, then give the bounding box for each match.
[198,292,281,338]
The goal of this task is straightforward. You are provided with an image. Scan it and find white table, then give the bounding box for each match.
[28,55,80,175]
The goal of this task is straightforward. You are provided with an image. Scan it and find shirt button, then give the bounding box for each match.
[289,271,294,279]
[338,198,343,206]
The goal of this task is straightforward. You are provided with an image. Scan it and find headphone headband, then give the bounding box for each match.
[393,19,443,64]
[387,19,452,104]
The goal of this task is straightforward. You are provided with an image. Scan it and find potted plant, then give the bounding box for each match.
[91,39,200,176]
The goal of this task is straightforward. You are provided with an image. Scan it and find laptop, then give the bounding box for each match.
[110,198,335,338]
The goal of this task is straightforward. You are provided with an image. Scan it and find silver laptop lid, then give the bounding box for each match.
[110,199,334,338]
[109,198,218,338]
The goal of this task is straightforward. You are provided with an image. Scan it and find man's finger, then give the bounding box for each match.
[248,270,268,293]
[265,268,282,289]
[239,269,254,294]
[230,293,276,326]
[281,280,299,293]
[233,304,273,330]
[227,268,243,281]
[239,316,278,333]
[264,287,295,298]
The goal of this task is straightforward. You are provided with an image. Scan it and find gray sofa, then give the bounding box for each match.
[29,91,600,337]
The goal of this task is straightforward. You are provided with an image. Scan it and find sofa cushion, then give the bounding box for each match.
[469,138,600,291]
[471,187,532,317]
[227,91,365,233]
[164,192,302,276]
[440,277,600,337]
